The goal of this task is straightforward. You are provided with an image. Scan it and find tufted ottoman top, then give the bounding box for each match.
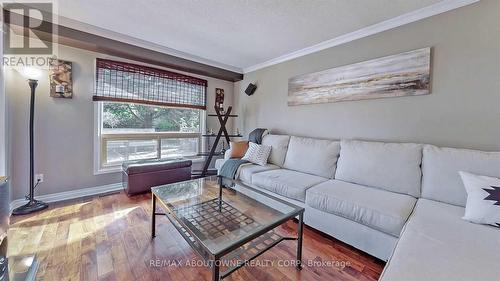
[122,159,192,175]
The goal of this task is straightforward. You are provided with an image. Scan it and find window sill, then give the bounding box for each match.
[94,166,122,175]
[94,157,206,175]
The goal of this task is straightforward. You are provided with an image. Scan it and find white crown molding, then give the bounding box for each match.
[19,0,480,76]
[10,182,123,212]
[242,0,480,73]
[55,16,244,74]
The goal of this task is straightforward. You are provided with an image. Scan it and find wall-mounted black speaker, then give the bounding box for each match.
[245,83,257,96]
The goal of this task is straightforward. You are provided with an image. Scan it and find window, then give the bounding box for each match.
[98,102,203,169]
[93,59,208,172]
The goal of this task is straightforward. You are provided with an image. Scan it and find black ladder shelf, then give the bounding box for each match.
[195,106,241,177]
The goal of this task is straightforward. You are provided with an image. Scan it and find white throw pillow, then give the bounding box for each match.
[242,142,271,166]
[460,171,500,227]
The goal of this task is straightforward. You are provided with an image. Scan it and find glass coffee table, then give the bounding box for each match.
[151,176,304,281]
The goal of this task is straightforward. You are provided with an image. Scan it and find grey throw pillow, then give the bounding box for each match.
[242,142,271,166]
[460,171,500,227]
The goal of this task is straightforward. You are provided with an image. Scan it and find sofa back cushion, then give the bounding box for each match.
[262,134,290,167]
[421,145,500,207]
[283,136,340,178]
[335,140,423,197]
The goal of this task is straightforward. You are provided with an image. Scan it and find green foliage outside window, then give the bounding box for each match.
[102,102,200,132]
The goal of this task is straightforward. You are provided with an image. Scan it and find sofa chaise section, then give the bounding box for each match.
[380,199,500,281]
[381,144,500,280]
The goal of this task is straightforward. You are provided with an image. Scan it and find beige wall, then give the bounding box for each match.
[235,0,500,151]
[6,44,234,200]
[7,0,500,200]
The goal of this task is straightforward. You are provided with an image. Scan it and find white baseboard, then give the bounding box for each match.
[10,182,123,212]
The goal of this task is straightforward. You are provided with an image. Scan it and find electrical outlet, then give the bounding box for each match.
[35,174,44,183]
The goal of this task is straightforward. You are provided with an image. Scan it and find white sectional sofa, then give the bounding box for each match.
[215,134,500,281]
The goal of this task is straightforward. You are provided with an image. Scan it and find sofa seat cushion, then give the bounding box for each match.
[306,180,417,237]
[238,163,280,184]
[252,169,327,202]
[381,199,500,281]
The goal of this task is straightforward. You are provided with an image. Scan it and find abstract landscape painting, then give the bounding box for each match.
[288,47,431,106]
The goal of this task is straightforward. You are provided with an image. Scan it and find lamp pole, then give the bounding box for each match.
[28,79,37,205]
[12,79,48,215]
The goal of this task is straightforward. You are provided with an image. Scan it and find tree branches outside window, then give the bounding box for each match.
[102,102,200,132]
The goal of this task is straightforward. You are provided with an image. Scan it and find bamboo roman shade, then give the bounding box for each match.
[93,59,207,110]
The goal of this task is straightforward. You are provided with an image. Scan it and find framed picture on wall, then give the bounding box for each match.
[288,47,431,106]
[49,59,73,98]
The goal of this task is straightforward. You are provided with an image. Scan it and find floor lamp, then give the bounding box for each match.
[12,68,49,215]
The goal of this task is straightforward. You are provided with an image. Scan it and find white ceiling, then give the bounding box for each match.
[53,0,473,73]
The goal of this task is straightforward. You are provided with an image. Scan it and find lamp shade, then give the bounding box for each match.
[20,67,42,80]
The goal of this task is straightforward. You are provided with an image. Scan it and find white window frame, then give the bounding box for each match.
[93,102,206,175]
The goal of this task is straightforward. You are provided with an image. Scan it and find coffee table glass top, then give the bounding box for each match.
[151,176,303,255]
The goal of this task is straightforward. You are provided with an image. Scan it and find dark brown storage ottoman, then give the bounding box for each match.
[122,159,192,196]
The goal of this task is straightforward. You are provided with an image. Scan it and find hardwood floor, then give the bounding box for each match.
[8,192,384,281]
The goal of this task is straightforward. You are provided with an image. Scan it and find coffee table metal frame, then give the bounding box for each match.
[151,176,305,281]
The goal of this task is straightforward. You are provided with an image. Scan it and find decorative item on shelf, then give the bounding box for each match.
[49,59,73,98]
[236,128,240,136]
[288,47,431,106]
[12,67,49,215]
[220,141,226,154]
